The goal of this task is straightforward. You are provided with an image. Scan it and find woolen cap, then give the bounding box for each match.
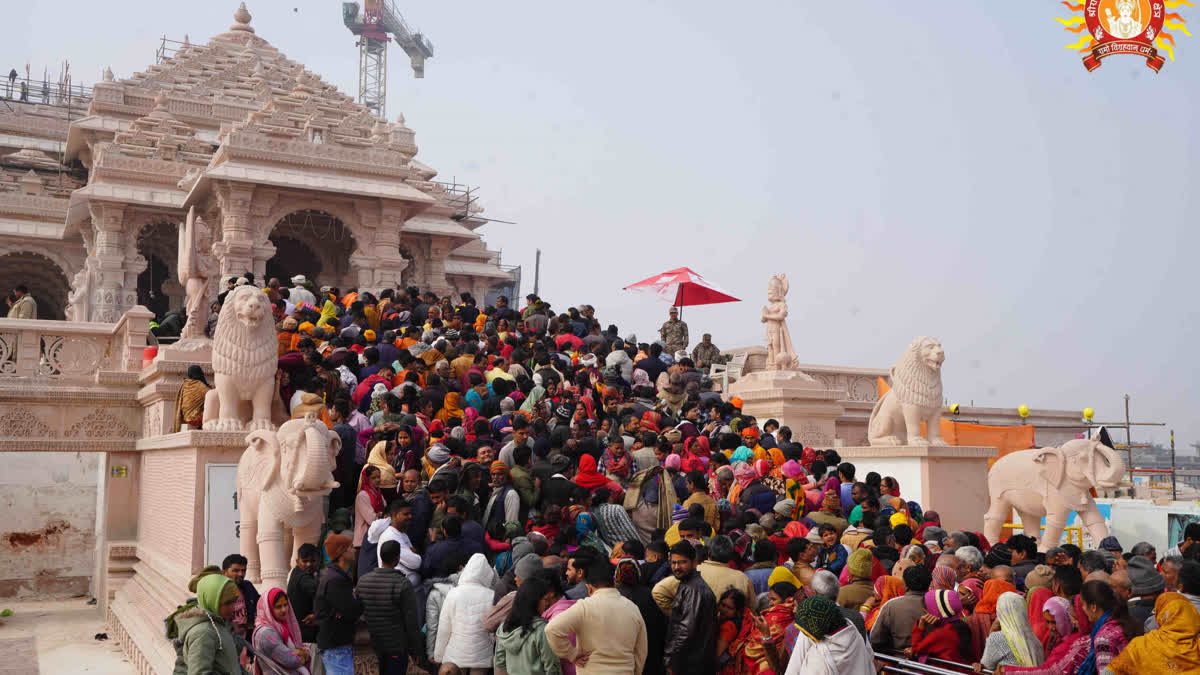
[984,543,1012,568]
[514,553,543,581]
[847,549,874,579]
[1126,556,1165,596]
[773,499,796,518]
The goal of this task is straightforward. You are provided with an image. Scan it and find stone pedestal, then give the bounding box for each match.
[105,431,245,675]
[727,369,845,446]
[837,445,998,534]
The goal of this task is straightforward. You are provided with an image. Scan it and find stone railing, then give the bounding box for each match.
[0,306,154,381]
[797,363,889,404]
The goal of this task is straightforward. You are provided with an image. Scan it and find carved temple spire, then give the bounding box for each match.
[230,2,254,33]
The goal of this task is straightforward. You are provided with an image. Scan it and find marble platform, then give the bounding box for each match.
[836,445,998,534]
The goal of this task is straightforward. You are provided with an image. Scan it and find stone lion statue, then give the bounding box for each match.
[201,285,280,432]
[867,336,946,446]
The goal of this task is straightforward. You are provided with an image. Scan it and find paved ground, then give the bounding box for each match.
[0,598,134,674]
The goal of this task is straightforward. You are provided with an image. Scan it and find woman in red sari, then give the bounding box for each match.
[717,588,754,675]
[742,582,798,674]
[573,454,623,497]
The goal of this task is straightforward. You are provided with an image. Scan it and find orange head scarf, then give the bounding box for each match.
[974,579,1017,615]
[865,576,907,630]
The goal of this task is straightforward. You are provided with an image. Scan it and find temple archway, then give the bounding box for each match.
[266,210,357,289]
[265,236,323,285]
[0,252,69,320]
[135,221,180,318]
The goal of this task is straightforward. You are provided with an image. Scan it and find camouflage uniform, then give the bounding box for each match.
[660,319,689,355]
[691,341,727,368]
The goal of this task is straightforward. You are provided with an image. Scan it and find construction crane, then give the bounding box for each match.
[342,0,433,118]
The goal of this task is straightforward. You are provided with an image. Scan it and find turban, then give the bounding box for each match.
[298,321,315,334]
[741,427,760,440]
[363,329,376,342]
[773,499,796,518]
[490,461,511,481]
[663,429,682,443]
[663,453,681,470]
[290,275,307,285]
[281,317,299,331]
[729,397,743,409]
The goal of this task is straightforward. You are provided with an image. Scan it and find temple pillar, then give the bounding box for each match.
[427,238,454,297]
[89,203,130,323]
[213,183,257,284]
[369,206,409,292]
[252,241,276,284]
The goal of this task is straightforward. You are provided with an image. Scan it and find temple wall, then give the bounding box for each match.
[0,452,99,597]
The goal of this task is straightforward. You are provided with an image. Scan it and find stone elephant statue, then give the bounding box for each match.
[984,438,1125,551]
[237,414,340,588]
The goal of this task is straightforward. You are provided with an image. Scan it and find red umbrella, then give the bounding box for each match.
[622,266,740,315]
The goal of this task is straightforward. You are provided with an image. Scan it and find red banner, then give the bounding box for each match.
[1082,39,1166,71]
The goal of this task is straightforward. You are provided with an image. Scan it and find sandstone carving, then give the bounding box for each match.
[762,273,800,371]
[201,285,278,432]
[237,414,341,587]
[177,206,217,340]
[868,336,946,446]
[984,437,1125,550]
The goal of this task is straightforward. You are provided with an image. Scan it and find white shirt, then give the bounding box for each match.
[290,285,317,308]
[373,518,422,586]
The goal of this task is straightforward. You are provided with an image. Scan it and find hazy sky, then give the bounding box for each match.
[9,1,1198,448]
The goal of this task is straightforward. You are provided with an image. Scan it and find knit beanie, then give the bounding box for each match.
[1126,556,1165,596]
[514,553,544,582]
[984,542,1012,569]
[847,549,874,579]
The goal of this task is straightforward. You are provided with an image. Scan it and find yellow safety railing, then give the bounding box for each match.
[1002,523,1082,548]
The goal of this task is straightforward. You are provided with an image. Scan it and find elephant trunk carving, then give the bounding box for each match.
[237,415,339,588]
[294,424,339,495]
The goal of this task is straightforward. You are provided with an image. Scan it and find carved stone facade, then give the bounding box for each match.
[0,3,515,324]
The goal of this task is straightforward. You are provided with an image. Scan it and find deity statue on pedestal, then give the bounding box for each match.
[762,274,800,371]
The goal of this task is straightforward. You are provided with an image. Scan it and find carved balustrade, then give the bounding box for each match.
[0,307,153,381]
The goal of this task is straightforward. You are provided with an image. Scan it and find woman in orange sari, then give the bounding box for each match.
[743,582,798,674]
[967,578,1016,660]
[864,575,907,631]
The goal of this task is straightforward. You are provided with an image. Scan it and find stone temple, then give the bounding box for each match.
[0,2,516,324]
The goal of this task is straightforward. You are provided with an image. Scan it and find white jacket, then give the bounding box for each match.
[433,553,497,668]
[424,573,459,659]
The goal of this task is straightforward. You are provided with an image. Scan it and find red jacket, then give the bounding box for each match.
[910,621,970,663]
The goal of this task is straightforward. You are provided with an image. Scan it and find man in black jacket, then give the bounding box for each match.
[359,540,424,675]
[315,534,362,675]
[663,540,716,675]
[286,543,320,643]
